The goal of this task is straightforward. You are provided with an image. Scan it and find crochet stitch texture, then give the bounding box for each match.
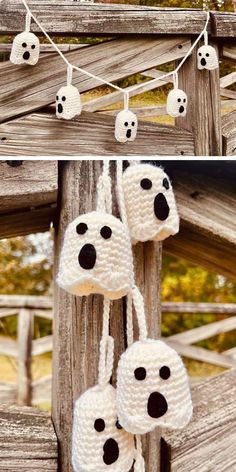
[115,110,138,143]
[121,163,179,243]
[10,31,40,66]
[166,88,188,118]
[56,84,82,120]
[197,45,219,70]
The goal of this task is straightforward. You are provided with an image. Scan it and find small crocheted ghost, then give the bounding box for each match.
[166,88,187,118]
[115,110,138,143]
[197,45,219,70]
[57,211,133,299]
[72,383,136,472]
[10,31,40,66]
[56,85,82,120]
[120,163,179,243]
[117,339,192,435]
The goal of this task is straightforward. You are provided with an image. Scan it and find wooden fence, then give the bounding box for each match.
[1,295,236,406]
[0,4,236,155]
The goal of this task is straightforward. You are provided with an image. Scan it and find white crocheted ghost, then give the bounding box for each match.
[117,339,192,435]
[72,383,135,472]
[166,88,187,118]
[57,211,133,299]
[56,85,82,120]
[115,110,138,143]
[197,45,219,70]
[121,163,179,243]
[10,31,40,66]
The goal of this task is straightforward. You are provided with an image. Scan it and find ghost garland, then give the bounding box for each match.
[10,3,219,143]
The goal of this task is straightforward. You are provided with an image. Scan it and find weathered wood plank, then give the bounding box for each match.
[0,2,209,35]
[0,308,18,318]
[222,44,236,61]
[17,308,33,406]
[32,375,52,404]
[0,161,57,213]
[169,316,236,345]
[0,204,56,239]
[0,294,52,309]
[0,405,58,471]
[0,111,194,156]
[162,302,236,314]
[211,12,236,37]
[0,382,17,403]
[222,109,236,156]
[0,43,89,53]
[32,335,53,356]
[164,169,236,281]
[220,71,236,88]
[98,105,166,117]
[0,336,17,357]
[162,369,236,471]
[0,36,192,123]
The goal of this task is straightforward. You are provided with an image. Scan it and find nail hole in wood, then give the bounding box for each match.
[6,161,23,167]
[190,191,200,199]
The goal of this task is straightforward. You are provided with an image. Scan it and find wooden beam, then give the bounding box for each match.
[168,316,236,345]
[222,109,236,156]
[0,3,209,35]
[0,160,58,213]
[0,204,56,239]
[162,369,236,471]
[0,111,194,156]
[162,302,236,314]
[211,12,236,37]
[164,170,236,281]
[0,36,192,123]
[0,294,52,309]
[17,308,33,406]
[0,405,58,471]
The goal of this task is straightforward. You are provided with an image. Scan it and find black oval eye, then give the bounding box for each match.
[116,420,123,430]
[199,52,202,56]
[22,42,27,48]
[94,418,105,432]
[140,178,152,190]
[124,122,128,127]
[131,121,135,126]
[159,366,171,380]
[31,44,36,49]
[56,95,59,101]
[177,98,181,103]
[76,222,88,235]
[183,98,186,103]
[163,178,170,190]
[100,226,112,239]
[134,367,146,381]
[206,53,209,57]
[62,96,66,102]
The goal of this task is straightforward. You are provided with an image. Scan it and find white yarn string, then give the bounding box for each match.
[98,298,114,387]
[173,72,178,90]
[25,11,31,32]
[67,64,73,86]
[19,0,210,108]
[204,30,208,45]
[124,91,130,111]
[96,160,112,214]
[116,159,130,233]
[134,435,145,472]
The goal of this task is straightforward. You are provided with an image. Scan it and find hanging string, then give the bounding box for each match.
[173,72,179,90]
[19,0,210,108]
[67,64,73,86]
[98,298,114,387]
[96,160,112,214]
[25,11,31,33]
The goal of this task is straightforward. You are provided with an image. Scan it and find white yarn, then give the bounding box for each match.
[167,88,188,118]
[10,31,40,66]
[197,45,219,70]
[115,110,138,143]
[118,162,179,244]
[96,161,112,215]
[56,84,82,120]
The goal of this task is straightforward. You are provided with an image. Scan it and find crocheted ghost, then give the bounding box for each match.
[117,339,192,435]
[166,88,187,118]
[57,211,133,299]
[10,32,40,66]
[56,85,82,120]
[121,163,179,243]
[115,110,138,143]
[197,45,219,70]
[72,383,135,472]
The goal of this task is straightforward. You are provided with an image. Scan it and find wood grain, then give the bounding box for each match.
[0,2,209,35]
[0,405,57,471]
[0,111,194,156]
[162,369,236,471]
[222,109,236,156]
[211,12,236,37]
[17,308,33,406]
[0,294,52,309]
[162,301,236,314]
[0,204,56,239]
[0,36,192,123]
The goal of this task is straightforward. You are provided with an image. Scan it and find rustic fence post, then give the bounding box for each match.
[17,307,33,406]
[177,39,222,156]
[53,160,162,472]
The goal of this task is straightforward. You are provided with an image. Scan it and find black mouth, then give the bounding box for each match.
[201,58,206,66]
[154,193,170,221]
[147,392,168,418]
[23,51,30,60]
[57,104,63,114]
[103,438,119,465]
[179,105,185,114]
[78,243,96,270]
[126,129,131,139]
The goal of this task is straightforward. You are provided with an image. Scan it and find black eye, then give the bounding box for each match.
[124,122,128,127]
[134,367,146,381]
[206,53,209,57]
[131,121,135,126]
[199,52,202,56]
[163,178,170,190]
[140,178,152,190]
[56,95,59,101]
[31,44,36,49]
[62,96,66,102]
[76,222,88,235]
[183,98,186,103]
[94,418,105,432]
[116,420,123,430]
[100,226,112,239]
[22,42,27,48]
[177,98,181,103]
[159,366,171,380]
